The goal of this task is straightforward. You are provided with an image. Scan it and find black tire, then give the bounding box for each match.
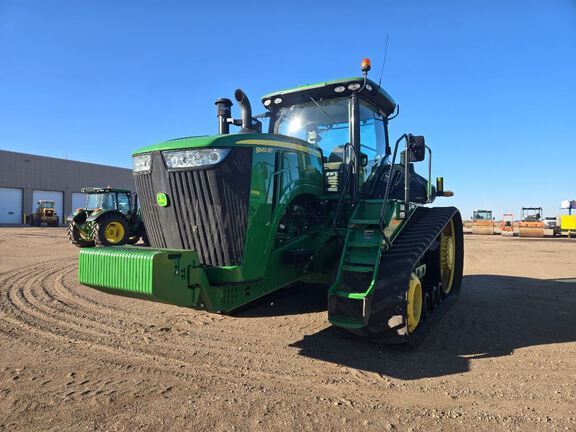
[67,222,94,248]
[93,213,129,247]
[50,216,59,227]
[140,227,150,247]
[34,215,41,227]
[126,235,140,245]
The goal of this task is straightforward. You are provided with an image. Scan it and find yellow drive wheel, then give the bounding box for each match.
[440,219,456,294]
[407,273,423,333]
[104,222,125,244]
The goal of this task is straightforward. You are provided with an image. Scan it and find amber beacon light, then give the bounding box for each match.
[361,58,372,73]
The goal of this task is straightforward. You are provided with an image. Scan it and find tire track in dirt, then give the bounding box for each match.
[0,260,367,399]
[1,260,421,415]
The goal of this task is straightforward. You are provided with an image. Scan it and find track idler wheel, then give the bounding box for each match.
[440,220,457,295]
[406,273,423,333]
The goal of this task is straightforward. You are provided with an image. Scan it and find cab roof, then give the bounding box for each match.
[261,77,397,116]
[81,187,132,194]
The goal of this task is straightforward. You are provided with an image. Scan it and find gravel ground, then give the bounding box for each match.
[0,227,575,431]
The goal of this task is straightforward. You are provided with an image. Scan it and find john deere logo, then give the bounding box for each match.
[156,192,168,207]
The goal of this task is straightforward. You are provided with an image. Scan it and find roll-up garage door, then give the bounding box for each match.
[0,187,23,224]
[72,192,86,212]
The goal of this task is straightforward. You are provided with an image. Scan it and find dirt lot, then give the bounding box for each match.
[0,228,575,431]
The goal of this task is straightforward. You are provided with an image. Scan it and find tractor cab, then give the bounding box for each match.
[263,76,394,194]
[37,200,55,210]
[262,72,432,204]
[81,187,135,217]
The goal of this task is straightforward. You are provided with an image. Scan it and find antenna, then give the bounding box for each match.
[378,34,390,86]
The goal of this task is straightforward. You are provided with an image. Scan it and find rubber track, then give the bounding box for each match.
[351,206,463,346]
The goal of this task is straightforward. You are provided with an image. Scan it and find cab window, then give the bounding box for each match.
[117,193,131,213]
[359,100,386,181]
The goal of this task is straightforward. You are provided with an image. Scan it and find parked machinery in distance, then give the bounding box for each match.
[543,216,560,236]
[519,207,544,238]
[560,200,576,238]
[27,200,59,227]
[472,209,494,235]
[500,213,515,236]
[67,187,147,247]
[560,215,576,238]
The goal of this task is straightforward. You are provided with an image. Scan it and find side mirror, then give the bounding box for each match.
[408,134,426,162]
[360,153,368,167]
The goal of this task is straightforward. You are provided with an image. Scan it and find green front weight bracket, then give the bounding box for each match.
[78,247,208,307]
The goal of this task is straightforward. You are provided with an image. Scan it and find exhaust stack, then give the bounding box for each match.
[234,89,254,133]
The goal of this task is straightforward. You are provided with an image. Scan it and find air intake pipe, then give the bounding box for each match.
[234,89,254,133]
[215,98,233,134]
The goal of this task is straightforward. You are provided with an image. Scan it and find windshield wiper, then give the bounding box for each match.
[308,95,337,127]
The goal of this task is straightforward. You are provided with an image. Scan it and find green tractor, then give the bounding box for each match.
[78,59,463,345]
[67,187,147,247]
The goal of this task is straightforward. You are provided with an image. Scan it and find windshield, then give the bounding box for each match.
[522,210,542,221]
[273,97,386,176]
[85,193,117,210]
[41,202,54,209]
[474,211,492,220]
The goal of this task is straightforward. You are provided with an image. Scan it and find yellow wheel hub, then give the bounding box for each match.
[407,273,423,333]
[104,222,125,244]
[440,220,456,294]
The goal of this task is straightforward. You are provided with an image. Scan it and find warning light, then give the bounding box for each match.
[360,58,371,73]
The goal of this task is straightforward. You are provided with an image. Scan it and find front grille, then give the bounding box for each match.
[137,173,167,248]
[134,148,251,267]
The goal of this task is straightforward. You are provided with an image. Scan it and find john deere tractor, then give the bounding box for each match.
[78,59,463,345]
[67,187,147,247]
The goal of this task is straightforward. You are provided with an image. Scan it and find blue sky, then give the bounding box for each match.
[1,1,575,219]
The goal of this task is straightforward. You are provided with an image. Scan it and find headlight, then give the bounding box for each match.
[133,154,152,173]
[163,148,231,169]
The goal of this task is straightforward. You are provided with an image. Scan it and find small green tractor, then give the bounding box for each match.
[27,200,59,226]
[67,187,147,247]
[77,59,464,345]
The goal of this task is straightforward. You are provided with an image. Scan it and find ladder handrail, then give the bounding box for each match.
[331,143,357,229]
[378,134,407,233]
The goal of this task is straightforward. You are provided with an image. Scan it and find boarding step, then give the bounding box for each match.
[347,241,379,248]
[350,219,380,225]
[342,264,374,273]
